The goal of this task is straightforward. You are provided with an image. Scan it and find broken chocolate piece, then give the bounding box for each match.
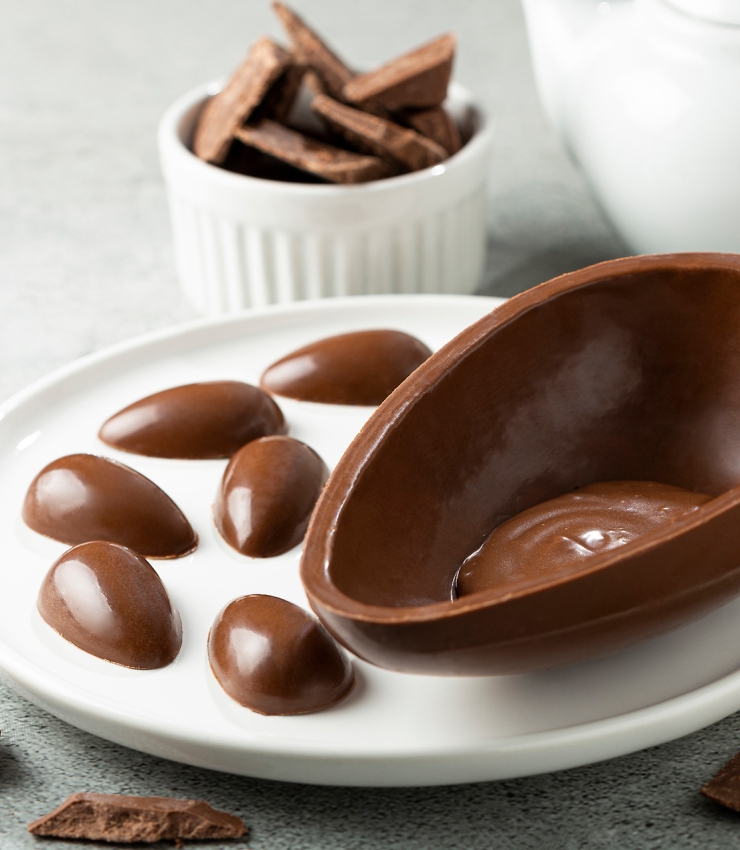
[235,120,393,184]
[28,793,247,843]
[343,33,456,111]
[401,105,461,155]
[193,36,292,164]
[311,93,446,171]
[255,57,307,123]
[272,2,354,101]
[702,753,740,810]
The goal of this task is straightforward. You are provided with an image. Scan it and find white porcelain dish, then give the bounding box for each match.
[158,82,492,315]
[3,295,740,787]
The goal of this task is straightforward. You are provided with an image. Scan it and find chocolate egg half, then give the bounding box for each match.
[98,381,286,459]
[260,329,432,405]
[301,253,740,675]
[208,594,354,715]
[214,436,328,558]
[38,541,182,668]
[23,454,197,558]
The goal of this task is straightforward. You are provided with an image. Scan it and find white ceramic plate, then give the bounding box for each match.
[3,294,740,788]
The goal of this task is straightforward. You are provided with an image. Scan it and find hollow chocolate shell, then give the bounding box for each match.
[37,541,182,668]
[98,380,286,459]
[301,253,740,675]
[208,594,354,715]
[215,436,328,557]
[23,454,197,558]
[260,329,432,405]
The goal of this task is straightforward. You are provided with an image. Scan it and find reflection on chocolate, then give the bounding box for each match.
[456,481,712,597]
[37,541,182,668]
[260,330,432,405]
[208,594,354,714]
[22,454,197,558]
[214,436,328,557]
[98,381,286,459]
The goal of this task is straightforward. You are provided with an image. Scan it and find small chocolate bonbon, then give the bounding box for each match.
[208,594,354,715]
[28,793,247,843]
[22,453,197,558]
[98,380,286,459]
[214,435,328,557]
[456,481,712,597]
[260,329,432,405]
[37,541,182,669]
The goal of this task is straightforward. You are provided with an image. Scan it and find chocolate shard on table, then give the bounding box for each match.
[702,752,740,810]
[400,105,462,155]
[272,1,354,101]
[235,120,394,184]
[22,454,197,558]
[28,793,247,843]
[311,94,447,171]
[260,329,433,405]
[98,380,286,459]
[343,33,456,111]
[208,594,354,715]
[38,541,182,669]
[193,36,294,164]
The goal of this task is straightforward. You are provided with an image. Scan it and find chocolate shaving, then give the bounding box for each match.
[193,37,292,164]
[27,793,247,844]
[235,120,393,184]
[272,2,353,101]
[343,33,456,111]
[702,753,740,810]
[400,105,461,155]
[311,94,447,171]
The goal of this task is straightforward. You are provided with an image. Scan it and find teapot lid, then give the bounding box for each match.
[662,0,740,24]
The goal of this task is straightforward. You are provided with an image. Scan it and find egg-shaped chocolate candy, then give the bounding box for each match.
[22,454,197,558]
[260,329,432,405]
[214,436,328,558]
[208,594,354,715]
[38,541,182,668]
[98,381,286,459]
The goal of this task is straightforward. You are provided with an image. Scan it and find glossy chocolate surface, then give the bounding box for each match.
[98,380,286,459]
[208,594,354,715]
[23,454,197,558]
[37,541,182,668]
[260,329,432,405]
[301,253,740,675]
[214,436,328,557]
[456,481,711,597]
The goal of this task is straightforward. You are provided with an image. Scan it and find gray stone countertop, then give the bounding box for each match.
[1,1,738,847]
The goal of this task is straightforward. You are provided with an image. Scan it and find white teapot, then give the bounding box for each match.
[521,0,740,253]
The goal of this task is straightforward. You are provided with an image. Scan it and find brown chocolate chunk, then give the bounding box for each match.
[401,105,462,155]
[28,793,246,843]
[260,329,433,405]
[214,435,329,558]
[22,454,197,559]
[208,594,354,715]
[235,120,393,184]
[38,542,182,669]
[311,94,447,171]
[98,381,286,459]
[256,58,307,123]
[343,33,456,111]
[193,37,292,164]
[702,752,740,810]
[272,2,354,101]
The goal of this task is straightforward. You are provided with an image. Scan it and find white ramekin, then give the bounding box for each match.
[158,81,493,315]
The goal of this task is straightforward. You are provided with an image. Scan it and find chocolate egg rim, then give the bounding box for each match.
[301,252,740,625]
